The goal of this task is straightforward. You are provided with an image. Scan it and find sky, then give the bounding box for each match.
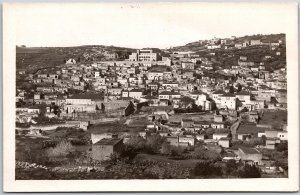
[9,2,291,49]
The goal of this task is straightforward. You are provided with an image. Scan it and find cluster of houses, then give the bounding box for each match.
[16,37,287,170]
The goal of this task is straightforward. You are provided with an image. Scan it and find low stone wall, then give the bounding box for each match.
[15,161,105,173]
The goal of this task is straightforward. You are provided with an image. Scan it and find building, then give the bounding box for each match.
[213,132,228,140]
[159,91,181,100]
[250,40,261,46]
[218,137,231,148]
[129,49,159,61]
[219,94,237,110]
[182,62,195,70]
[237,147,262,165]
[128,89,143,100]
[181,119,194,128]
[92,138,124,161]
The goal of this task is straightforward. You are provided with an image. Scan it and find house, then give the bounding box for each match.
[237,147,262,165]
[265,138,280,150]
[235,91,251,105]
[92,138,124,161]
[213,132,228,140]
[166,136,180,146]
[66,58,76,65]
[159,91,181,100]
[207,44,221,49]
[214,114,223,123]
[179,136,195,146]
[265,130,288,141]
[235,43,243,49]
[147,71,164,81]
[195,134,205,141]
[219,94,237,110]
[237,133,251,141]
[91,133,118,144]
[166,136,195,147]
[218,137,231,148]
[211,122,225,129]
[182,62,195,70]
[147,82,160,91]
[250,40,261,46]
[181,119,194,128]
[27,106,41,114]
[129,89,143,100]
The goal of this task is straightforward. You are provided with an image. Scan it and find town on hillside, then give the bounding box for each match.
[15,34,288,179]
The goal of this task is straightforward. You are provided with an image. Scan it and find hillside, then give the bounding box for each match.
[167,33,286,71]
[169,33,285,52]
[16,45,136,70]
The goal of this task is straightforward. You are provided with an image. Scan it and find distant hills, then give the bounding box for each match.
[167,33,285,52]
[16,33,285,70]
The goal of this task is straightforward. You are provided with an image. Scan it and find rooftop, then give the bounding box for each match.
[239,147,261,154]
[159,91,181,96]
[213,90,226,95]
[94,138,123,146]
[236,91,250,96]
[68,93,104,100]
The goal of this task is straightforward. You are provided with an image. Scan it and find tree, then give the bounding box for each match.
[225,159,238,175]
[193,161,222,177]
[276,142,288,152]
[161,142,172,155]
[238,164,261,178]
[146,134,164,154]
[126,136,146,152]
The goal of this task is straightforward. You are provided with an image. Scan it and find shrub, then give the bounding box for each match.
[276,142,288,152]
[237,164,261,178]
[191,146,221,161]
[225,159,239,176]
[46,140,74,158]
[145,134,164,154]
[126,136,146,151]
[193,161,222,177]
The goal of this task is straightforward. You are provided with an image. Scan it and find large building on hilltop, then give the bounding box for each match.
[129,49,161,61]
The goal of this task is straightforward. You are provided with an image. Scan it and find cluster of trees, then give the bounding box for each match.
[125,134,165,155]
[192,160,261,178]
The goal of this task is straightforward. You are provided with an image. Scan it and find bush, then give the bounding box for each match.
[120,145,138,160]
[225,159,239,176]
[276,142,288,152]
[46,140,74,158]
[191,146,221,161]
[193,161,222,177]
[145,134,164,154]
[126,136,146,151]
[237,164,261,178]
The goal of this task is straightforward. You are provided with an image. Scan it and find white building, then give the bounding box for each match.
[129,49,159,61]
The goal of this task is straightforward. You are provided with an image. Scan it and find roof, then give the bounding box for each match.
[213,90,226,95]
[130,89,143,92]
[221,93,236,97]
[159,91,181,96]
[219,137,231,141]
[237,124,267,134]
[94,138,122,146]
[182,118,194,122]
[68,93,104,100]
[148,82,160,86]
[190,90,205,95]
[142,95,158,100]
[239,147,261,154]
[236,91,250,96]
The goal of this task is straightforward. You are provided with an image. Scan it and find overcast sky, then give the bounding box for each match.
[11,3,291,49]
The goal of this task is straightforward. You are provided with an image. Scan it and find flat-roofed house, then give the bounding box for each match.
[92,138,123,161]
[237,147,262,165]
